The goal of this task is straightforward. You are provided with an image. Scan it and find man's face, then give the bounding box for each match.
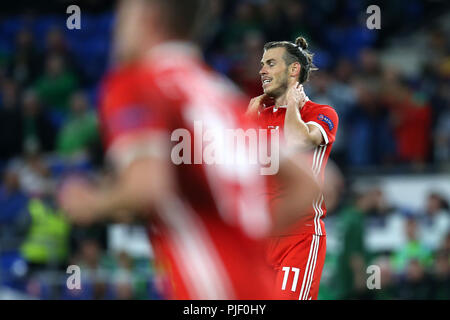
[260,47,289,98]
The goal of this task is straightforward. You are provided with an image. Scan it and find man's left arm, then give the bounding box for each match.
[284,105,324,150]
[284,83,337,150]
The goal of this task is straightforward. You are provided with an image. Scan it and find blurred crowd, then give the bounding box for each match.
[199,0,450,172]
[320,183,450,299]
[0,0,449,299]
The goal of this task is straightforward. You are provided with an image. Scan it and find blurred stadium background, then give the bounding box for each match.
[0,0,449,299]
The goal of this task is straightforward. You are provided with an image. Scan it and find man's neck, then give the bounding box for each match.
[146,40,200,61]
[274,81,297,107]
[274,92,288,107]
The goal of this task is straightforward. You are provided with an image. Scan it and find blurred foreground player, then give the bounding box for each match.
[60,0,319,299]
[246,37,339,300]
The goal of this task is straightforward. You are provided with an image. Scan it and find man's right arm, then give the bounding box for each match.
[60,146,173,226]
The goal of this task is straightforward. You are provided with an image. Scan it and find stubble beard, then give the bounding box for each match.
[266,72,289,101]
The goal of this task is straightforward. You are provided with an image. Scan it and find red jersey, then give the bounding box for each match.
[258,100,338,236]
[99,43,274,299]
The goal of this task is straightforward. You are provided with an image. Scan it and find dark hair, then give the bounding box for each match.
[147,0,205,39]
[263,36,317,84]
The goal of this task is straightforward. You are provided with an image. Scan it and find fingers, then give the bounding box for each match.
[290,83,302,95]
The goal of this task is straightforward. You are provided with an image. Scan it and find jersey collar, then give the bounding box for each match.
[273,95,310,112]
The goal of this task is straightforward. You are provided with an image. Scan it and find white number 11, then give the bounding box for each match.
[281,267,300,292]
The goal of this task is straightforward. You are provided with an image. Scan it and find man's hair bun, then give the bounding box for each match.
[295,37,308,50]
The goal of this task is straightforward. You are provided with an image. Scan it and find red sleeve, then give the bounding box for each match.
[99,67,168,166]
[99,67,167,149]
[303,105,338,145]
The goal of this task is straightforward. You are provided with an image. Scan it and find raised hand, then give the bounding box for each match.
[246,94,274,117]
[286,82,308,110]
[58,177,101,225]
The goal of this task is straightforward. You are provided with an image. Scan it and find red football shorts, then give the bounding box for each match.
[266,234,326,300]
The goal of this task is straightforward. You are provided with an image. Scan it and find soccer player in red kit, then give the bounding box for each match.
[59,0,319,300]
[246,37,339,300]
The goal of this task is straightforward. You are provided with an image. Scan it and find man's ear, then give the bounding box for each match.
[290,62,301,79]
